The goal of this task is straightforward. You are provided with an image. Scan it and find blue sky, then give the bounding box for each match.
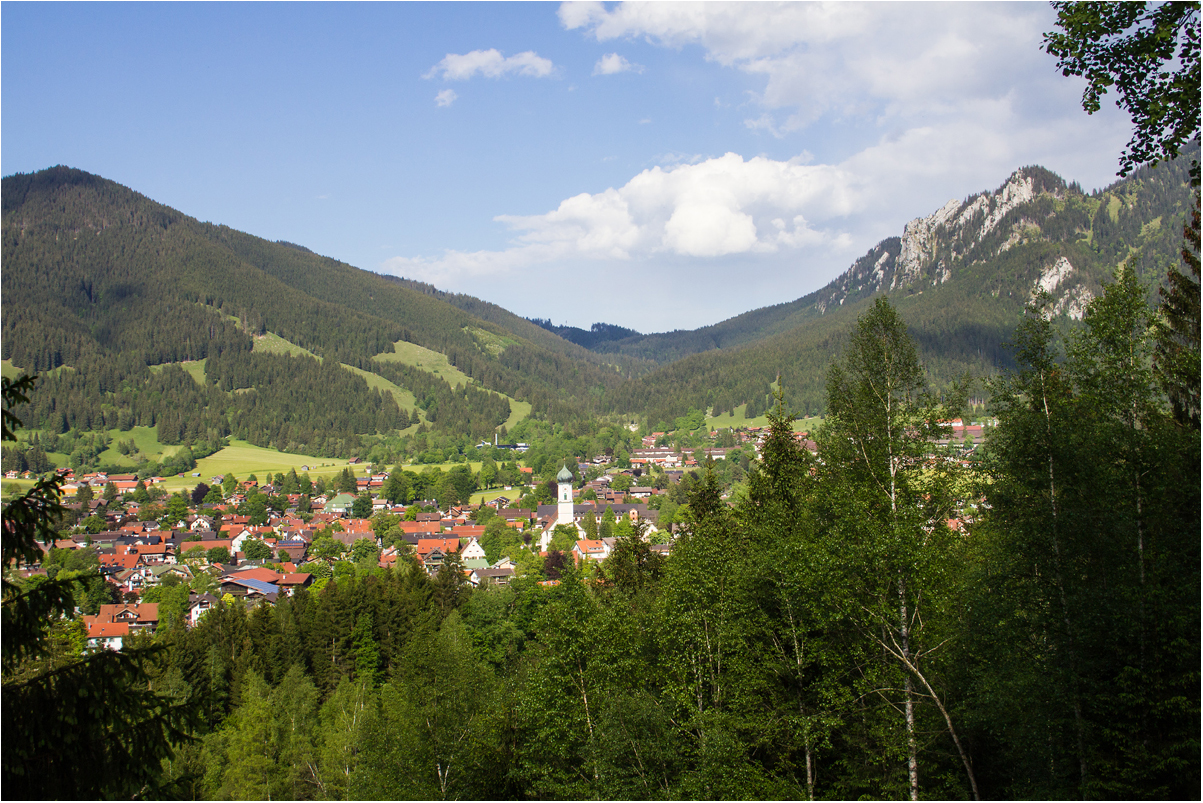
[3,2,1132,332]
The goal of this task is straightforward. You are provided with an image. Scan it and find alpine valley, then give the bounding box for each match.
[1,143,1196,466]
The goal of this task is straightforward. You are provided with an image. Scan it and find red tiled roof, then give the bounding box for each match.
[225,567,280,584]
[100,554,139,569]
[96,603,158,624]
[86,619,130,639]
[416,537,461,555]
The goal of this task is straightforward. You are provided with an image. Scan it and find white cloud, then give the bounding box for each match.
[385,3,1136,330]
[593,52,644,75]
[434,88,458,107]
[381,152,863,286]
[560,2,1086,139]
[424,49,555,81]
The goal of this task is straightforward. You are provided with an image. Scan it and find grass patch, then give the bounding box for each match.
[341,363,420,415]
[465,326,517,358]
[374,340,473,388]
[253,332,320,359]
[503,400,532,432]
[469,487,523,507]
[148,440,367,494]
[98,426,181,464]
[372,340,530,430]
[1,478,36,496]
[2,360,25,380]
[149,360,207,385]
[181,360,207,385]
[707,404,821,432]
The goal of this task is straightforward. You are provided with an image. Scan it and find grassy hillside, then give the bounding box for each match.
[374,340,473,388]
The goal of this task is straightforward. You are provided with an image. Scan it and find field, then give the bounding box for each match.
[96,426,183,466]
[503,400,532,432]
[340,363,422,425]
[150,359,207,384]
[373,340,474,388]
[170,440,360,491]
[1,360,24,380]
[252,331,320,359]
[706,403,822,432]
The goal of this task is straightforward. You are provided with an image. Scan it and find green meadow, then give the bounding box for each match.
[373,340,473,388]
[705,403,821,432]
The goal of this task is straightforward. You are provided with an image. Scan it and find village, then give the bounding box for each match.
[10,419,987,653]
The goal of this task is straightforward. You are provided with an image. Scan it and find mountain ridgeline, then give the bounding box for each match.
[1,146,1196,458]
[584,148,1197,423]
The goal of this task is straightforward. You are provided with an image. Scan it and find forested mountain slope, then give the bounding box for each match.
[1,167,631,456]
[583,148,1195,370]
[2,146,1193,452]
[615,146,1197,425]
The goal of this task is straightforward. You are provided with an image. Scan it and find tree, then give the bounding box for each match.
[191,482,211,506]
[1155,186,1201,428]
[1044,1,1201,180]
[163,492,191,527]
[311,535,346,561]
[821,298,974,800]
[207,546,232,565]
[600,519,662,594]
[337,467,358,494]
[242,539,272,562]
[972,275,1200,798]
[382,472,410,504]
[79,514,106,535]
[351,537,380,564]
[2,375,197,797]
[352,491,373,519]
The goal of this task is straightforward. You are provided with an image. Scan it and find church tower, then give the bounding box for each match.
[556,464,574,526]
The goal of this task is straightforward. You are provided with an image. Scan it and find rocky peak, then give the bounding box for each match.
[816,166,1068,313]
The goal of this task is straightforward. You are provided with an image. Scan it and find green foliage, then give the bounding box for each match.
[242,538,272,562]
[2,374,198,797]
[1044,1,1200,179]
[352,490,373,518]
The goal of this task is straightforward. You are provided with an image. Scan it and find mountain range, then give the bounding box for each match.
[1,144,1195,459]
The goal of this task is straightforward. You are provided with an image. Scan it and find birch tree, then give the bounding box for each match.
[819,298,974,800]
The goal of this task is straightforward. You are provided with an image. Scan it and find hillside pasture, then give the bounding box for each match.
[253,331,321,360]
[97,426,182,466]
[374,340,473,388]
[340,363,421,422]
[150,360,207,385]
[706,404,821,432]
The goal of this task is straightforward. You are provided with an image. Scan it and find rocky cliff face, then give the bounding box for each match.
[814,166,1091,316]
